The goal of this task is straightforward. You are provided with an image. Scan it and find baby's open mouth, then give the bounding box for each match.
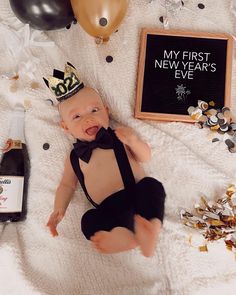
[85,126,99,136]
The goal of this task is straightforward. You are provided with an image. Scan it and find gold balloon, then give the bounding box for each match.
[71,0,129,43]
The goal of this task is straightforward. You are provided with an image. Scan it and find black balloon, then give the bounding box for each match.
[9,0,75,30]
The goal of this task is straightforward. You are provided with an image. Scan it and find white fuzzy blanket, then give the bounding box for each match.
[0,0,236,294]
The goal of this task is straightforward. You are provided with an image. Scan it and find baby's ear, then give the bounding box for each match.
[60,121,69,133]
[105,105,109,114]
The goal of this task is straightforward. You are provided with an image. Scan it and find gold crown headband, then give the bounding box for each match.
[43,62,84,103]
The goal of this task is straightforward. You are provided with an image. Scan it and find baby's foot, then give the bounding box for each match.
[91,227,137,254]
[134,215,162,257]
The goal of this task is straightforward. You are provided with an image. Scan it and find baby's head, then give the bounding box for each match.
[58,87,109,141]
[43,63,109,142]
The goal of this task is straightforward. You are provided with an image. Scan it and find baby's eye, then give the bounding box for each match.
[73,114,80,120]
[91,107,99,113]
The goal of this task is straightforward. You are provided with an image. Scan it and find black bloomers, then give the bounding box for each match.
[81,177,166,240]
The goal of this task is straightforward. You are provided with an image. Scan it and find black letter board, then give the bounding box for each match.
[135,29,233,122]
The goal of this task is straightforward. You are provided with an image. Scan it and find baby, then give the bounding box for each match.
[44,63,166,257]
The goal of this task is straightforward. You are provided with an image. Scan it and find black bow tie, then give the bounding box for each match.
[73,127,113,163]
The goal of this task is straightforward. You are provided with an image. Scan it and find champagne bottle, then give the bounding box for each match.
[0,104,30,222]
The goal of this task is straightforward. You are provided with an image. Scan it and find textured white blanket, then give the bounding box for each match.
[0,0,236,294]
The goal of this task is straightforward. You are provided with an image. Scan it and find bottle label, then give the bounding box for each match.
[2,139,22,153]
[0,176,24,213]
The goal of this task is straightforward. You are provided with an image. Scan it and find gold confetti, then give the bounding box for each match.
[180,185,236,255]
[209,101,215,106]
[199,245,208,252]
[30,81,40,89]
[207,220,225,226]
[11,74,19,80]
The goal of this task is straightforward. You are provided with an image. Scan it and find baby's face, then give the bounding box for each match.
[59,87,109,141]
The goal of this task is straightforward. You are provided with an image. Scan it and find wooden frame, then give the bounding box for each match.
[135,28,233,122]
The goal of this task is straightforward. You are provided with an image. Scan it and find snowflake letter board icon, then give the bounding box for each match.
[135,28,233,122]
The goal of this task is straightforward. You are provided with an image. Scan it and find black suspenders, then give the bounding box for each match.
[110,129,136,189]
[70,128,136,207]
[70,150,98,208]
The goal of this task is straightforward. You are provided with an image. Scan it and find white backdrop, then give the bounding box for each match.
[0,1,236,294]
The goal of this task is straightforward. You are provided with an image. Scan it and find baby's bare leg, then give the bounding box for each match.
[134,215,162,257]
[91,227,138,254]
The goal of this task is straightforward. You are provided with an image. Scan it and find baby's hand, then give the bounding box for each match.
[46,209,65,237]
[115,126,137,146]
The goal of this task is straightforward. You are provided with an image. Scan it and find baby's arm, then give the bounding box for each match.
[115,126,151,162]
[47,156,78,236]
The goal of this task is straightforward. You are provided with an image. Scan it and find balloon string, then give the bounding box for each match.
[30,30,55,47]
